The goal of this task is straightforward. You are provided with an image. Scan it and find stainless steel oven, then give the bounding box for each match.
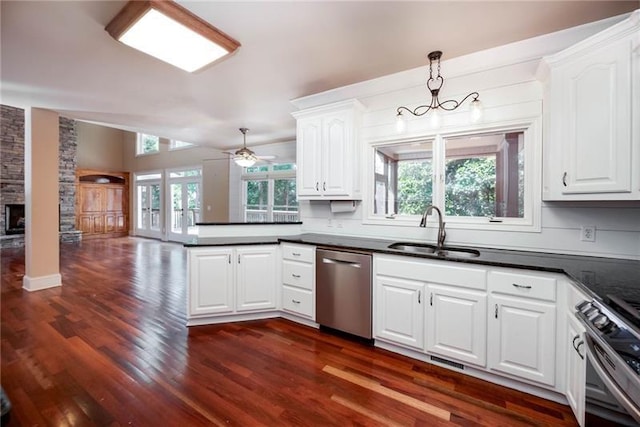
[576,298,640,426]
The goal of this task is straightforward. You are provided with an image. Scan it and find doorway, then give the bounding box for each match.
[134,172,162,239]
[167,168,202,243]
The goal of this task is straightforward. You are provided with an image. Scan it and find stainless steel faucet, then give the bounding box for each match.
[420,205,446,250]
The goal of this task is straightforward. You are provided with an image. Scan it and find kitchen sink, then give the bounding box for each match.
[387,242,480,258]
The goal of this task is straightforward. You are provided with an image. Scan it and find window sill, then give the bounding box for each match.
[363,215,540,233]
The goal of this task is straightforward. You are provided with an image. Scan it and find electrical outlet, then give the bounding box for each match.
[581,225,596,242]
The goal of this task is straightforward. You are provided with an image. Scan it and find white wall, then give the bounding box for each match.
[294,17,640,260]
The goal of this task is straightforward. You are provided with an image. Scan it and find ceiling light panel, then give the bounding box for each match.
[106,0,240,72]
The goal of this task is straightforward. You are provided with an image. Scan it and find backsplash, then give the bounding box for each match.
[299,201,640,260]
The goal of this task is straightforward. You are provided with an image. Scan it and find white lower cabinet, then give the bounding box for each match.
[426,284,487,367]
[236,247,278,312]
[188,245,278,320]
[280,243,316,321]
[189,247,234,316]
[488,293,556,386]
[566,312,586,427]
[375,275,425,350]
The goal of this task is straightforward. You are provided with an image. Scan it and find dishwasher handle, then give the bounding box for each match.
[322,257,362,268]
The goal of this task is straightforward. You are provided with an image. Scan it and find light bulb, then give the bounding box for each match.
[396,111,407,133]
[430,107,441,129]
[469,99,483,123]
[234,155,256,167]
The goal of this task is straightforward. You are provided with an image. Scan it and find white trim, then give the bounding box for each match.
[23,273,61,291]
[363,118,542,233]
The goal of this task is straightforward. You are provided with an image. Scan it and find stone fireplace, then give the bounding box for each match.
[4,204,25,235]
[0,105,81,248]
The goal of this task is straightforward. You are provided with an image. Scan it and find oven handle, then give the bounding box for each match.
[584,334,640,424]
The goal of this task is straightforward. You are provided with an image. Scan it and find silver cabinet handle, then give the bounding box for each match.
[576,341,585,360]
[292,299,301,304]
[292,273,301,278]
[418,290,421,304]
[292,252,301,257]
[238,254,241,264]
[562,172,568,187]
[316,182,319,191]
[430,293,433,306]
[512,283,532,289]
[495,304,498,319]
[228,254,231,264]
[323,182,326,191]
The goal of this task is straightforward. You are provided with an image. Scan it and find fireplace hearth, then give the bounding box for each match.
[5,204,25,235]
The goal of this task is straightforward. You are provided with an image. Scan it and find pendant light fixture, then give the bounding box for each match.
[396,51,482,132]
[233,128,258,167]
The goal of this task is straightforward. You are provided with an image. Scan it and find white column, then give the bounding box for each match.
[23,107,61,291]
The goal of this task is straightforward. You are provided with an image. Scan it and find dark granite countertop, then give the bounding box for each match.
[278,234,640,304]
[184,235,301,247]
[195,222,302,226]
[185,232,640,305]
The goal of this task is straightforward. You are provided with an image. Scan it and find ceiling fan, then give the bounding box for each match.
[205,128,276,167]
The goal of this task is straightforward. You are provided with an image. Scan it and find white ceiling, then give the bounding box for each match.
[1,1,637,150]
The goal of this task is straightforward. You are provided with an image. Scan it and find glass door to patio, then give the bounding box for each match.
[167,168,201,243]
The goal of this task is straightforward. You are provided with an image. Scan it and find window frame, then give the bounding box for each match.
[363,119,542,233]
[240,164,299,223]
[136,133,160,156]
[169,140,195,151]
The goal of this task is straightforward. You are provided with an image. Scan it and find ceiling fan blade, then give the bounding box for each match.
[256,155,276,160]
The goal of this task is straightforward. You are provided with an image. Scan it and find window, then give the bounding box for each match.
[369,124,538,231]
[444,132,524,218]
[375,141,433,216]
[169,140,195,150]
[136,133,160,155]
[242,163,298,222]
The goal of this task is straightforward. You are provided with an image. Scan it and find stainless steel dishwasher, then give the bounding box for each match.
[316,248,372,339]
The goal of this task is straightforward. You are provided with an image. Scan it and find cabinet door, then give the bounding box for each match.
[375,275,425,350]
[426,285,487,367]
[236,246,278,312]
[296,117,323,197]
[566,314,586,427]
[559,39,632,194]
[188,249,234,316]
[322,111,351,197]
[488,294,556,386]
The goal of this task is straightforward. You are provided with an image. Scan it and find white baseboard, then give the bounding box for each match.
[22,273,62,291]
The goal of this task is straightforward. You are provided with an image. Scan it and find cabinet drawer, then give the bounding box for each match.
[489,270,557,302]
[282,285,313,318]
[282,244,315,263]
[282,261,313,290]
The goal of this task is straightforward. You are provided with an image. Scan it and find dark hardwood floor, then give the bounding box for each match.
[1,237,579,426]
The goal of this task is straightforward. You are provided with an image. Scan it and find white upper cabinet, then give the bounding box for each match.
[541,11,640,200]
[293,99,364,200]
